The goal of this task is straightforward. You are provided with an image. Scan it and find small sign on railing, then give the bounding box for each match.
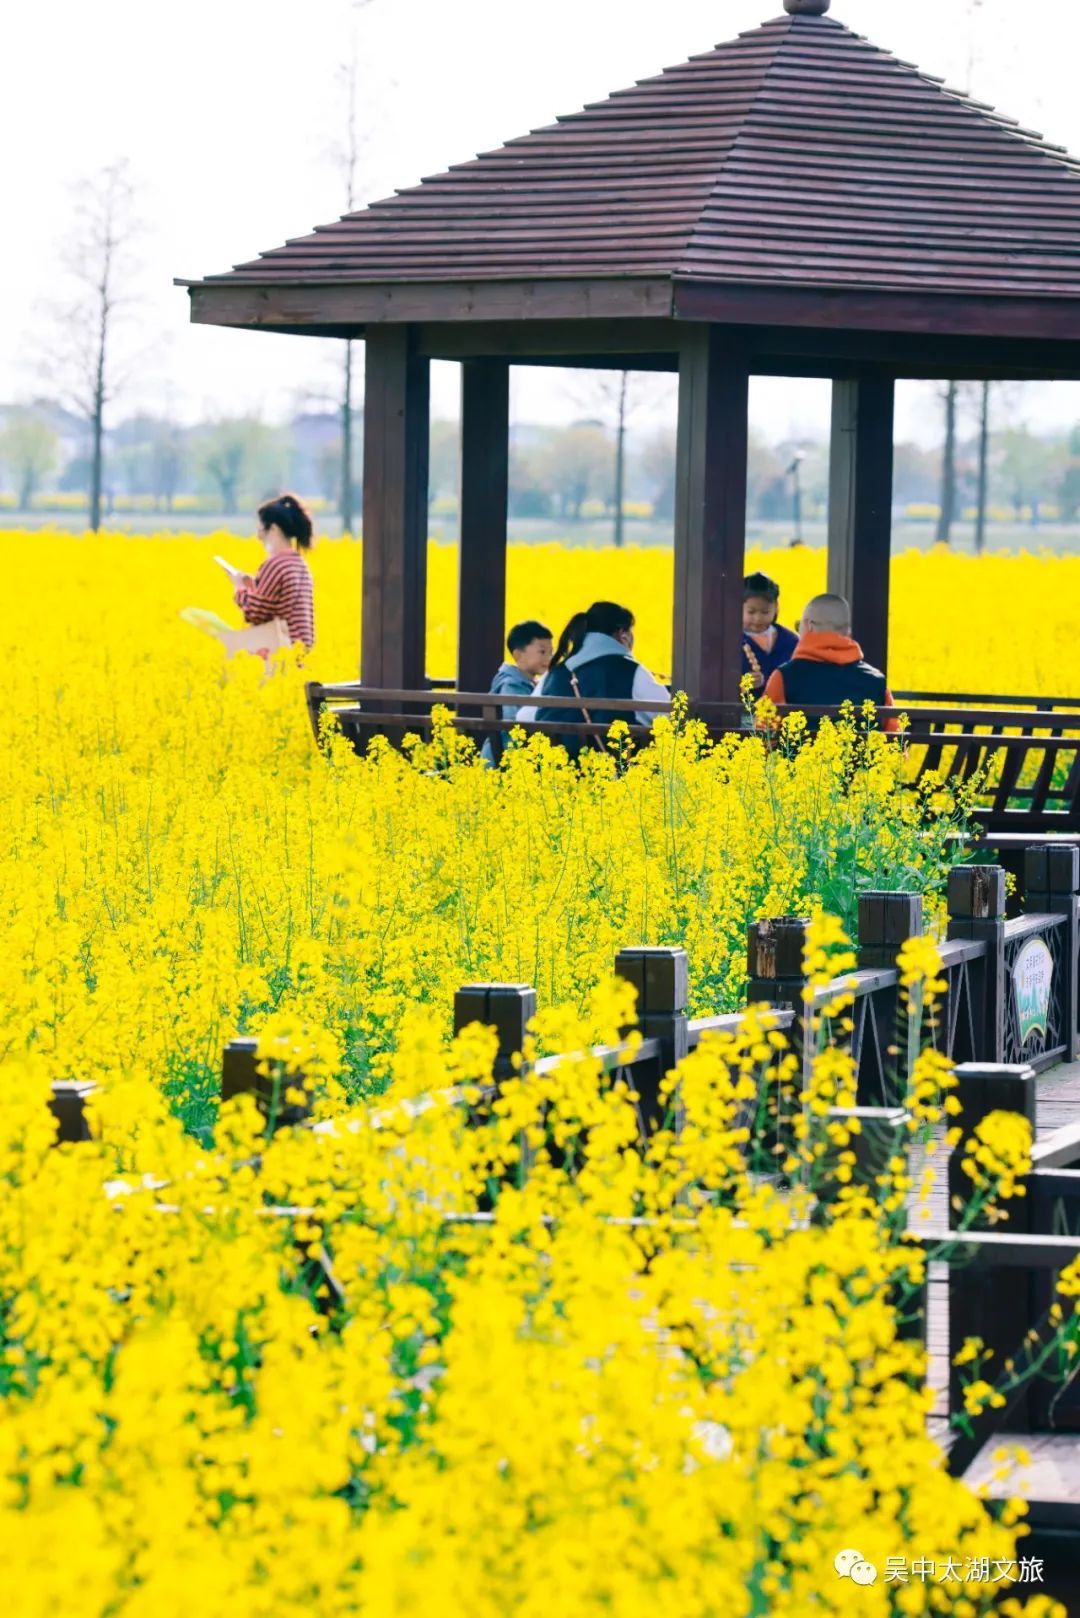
[1012,938,1054,1045]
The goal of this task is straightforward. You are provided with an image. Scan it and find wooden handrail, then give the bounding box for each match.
[808,967,899,1008]
[894,690,1080,710]
[429,680,1080,711]
[311,683,674,714]
[533,1037,663,1077]
[688,1008,796,1044]
[335,713,656,741]
[313,686,1080,734]
[1003,911,1067,942]
[1030,1121,1080,1171]
[937,938,989,967]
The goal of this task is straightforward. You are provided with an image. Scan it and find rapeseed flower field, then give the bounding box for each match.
[3,529,994,1117]
[1,530,1076,1615]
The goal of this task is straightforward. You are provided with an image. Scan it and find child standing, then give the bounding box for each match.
[742,572,799,693]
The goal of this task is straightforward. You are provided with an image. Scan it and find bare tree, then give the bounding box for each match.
[936,381,959,545]
[197,418,287,514]
[1060,425,1080,522]
[539,422,612,521]
[52,162,142,531]
[563,370,674,545]
[0,406,60,509]
[974,381,991,554]
[149,417,185,513]
[612,371,629,548]
[333,2,376,536]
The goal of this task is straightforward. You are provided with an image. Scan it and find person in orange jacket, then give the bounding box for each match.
[763,593,899,733]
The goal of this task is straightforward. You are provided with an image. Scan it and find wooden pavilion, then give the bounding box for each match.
[182,0,1080,706]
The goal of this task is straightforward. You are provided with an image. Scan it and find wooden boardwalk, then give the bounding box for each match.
[917,1063,1080,1504]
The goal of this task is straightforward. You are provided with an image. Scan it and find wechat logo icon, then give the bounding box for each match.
[835,1548,878,1587]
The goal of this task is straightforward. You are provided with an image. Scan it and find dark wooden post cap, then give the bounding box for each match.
[453,984,536,1061]
[221,1037,259,1102]
[784,0,830,13]
[49,1081,95,1144]
[747,916,811,980]
[614,947,689,1015]
[220,1036,314,1128]
[1024,843,1080,897]
[858,891,923,947]
[947,865,1006,921]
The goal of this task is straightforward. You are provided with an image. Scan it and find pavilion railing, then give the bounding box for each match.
[44,859,1080,1568]
[307,680,1080,836]
[54,854,1080,1138]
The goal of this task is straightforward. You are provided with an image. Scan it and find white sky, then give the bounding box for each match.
[4,0,1079,445]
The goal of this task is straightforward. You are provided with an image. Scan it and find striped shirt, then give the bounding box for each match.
[235,550,315,650]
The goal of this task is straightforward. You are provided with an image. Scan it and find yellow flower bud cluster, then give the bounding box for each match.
[0,984,1049,1616]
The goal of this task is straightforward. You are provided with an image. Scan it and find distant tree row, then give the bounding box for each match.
[5,399,1080,536]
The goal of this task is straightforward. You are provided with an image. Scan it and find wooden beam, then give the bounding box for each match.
[416,318,680,361]
[361,327,430,686]
[673,279,1080,345]
[827,378,894,676]
[672,329,748,704]
[186,277,674,330]
[697,322,1080,381]
[457,360,510,695]
[185,284,1080,379]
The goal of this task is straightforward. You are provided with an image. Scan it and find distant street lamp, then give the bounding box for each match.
[787,450,806,546]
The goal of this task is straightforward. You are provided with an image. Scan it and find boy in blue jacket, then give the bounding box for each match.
[742,572,799,693]
[482,620,553,762]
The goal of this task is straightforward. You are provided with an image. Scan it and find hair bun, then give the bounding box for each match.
[257,490,314,550]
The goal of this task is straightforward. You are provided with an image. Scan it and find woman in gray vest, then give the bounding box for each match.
[519,601,670,758]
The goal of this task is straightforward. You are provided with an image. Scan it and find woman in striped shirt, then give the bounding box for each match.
[234,492,316,652]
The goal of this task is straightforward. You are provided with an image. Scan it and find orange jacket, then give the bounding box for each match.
[763,632,900,733]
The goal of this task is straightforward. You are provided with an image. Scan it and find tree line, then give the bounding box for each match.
[4,391,1080,542]
[10,150,1079,541]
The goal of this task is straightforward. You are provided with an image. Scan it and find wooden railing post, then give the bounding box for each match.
[747,916,811,1084]
[815,1105,909,1208]
[947,866,1007,1063]
[221,1037,315,1131]
[1025,842,1080,1061]
[614,947,689,1131]
[856,891,923,1104]
[857,890,923,969]
[815,1103,924,1343]
[947,1061,1038,1435]
[49,1081,95,1144]
[746,916,810,1007]
[947,1062,1038,1231]
[222,1037,259,1103]
[453,983,537,1084]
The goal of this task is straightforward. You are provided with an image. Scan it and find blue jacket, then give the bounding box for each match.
[742,624,799,686]
[525,633,671,761]
[482,663,536,763]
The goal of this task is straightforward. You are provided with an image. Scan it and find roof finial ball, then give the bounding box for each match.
[784,0,831,13]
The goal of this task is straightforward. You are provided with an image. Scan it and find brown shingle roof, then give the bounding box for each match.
[194,10,1080,301]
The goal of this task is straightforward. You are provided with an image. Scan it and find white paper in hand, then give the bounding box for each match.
[213,555,243,580]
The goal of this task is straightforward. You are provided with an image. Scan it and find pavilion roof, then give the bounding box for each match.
[191,8,1080,306]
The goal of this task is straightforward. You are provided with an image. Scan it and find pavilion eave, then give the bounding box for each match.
[185,275,1080,380]
[183,275,677,332]
[673,278,1080,344]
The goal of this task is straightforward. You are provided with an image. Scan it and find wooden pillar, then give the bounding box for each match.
[827,377,895,676]
[361,326,430,687]
[457,359,510,694]
[672,328,748,705]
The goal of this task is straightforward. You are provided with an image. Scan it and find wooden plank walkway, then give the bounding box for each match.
[914,1063,1080,1496]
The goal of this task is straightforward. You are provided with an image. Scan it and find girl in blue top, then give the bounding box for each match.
[742,572,799,692]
